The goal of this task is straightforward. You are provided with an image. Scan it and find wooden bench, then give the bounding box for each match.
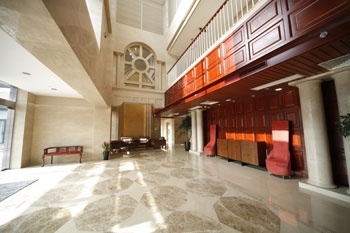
[42,146,83,167]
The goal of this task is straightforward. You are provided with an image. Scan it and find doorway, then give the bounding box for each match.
[0,82,16,171]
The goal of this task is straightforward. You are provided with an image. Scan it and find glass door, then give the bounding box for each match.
[0,82,16,171]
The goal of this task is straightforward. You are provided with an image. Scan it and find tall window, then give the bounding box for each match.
[124,43,156,89]
[0,82,16,171]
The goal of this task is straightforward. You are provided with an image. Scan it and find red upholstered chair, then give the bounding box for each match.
[204,125,217,156]
[266,121,291,178]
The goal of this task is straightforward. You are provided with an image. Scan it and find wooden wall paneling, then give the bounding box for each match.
[194,62,203,90]
[285,0,310,11]
[205,63,223,84]
[283,89,299,107]
[288,0,349,37]
[204,89,305,175]
[228,140,242,161]
[255,129,267,143]
[223,27,245,57]
[267,93,282,110]
[236,114,245,140]
[203,46,223,85]
[223,46,247,75]
[184,69,195,96]
[222,26,247,75]
[255,98,266,111]
[291,149,307,177]
[236,101,243,114]
[206,46,221,69]
[248,20,286,60]
[246,0,282,38]
[217,139,228,158]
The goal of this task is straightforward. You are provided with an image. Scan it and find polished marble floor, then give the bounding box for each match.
[0,145,349,233]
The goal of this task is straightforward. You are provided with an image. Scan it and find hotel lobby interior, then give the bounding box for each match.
[0,0,350,232]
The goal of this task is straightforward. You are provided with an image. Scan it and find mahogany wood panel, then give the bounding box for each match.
[222,27,245,58]
[246,0,282,38]
[288,0,349,37]
[164,0,349,110]
[241,141,266,166]
[227,140,241,161]
[217,139,228,158]
[205,46,221,70]
[205,63,223,84]
[223,46,246,75]
[194,62,203,77]
[249,20,286,60]
[204,89,306,176]
[195,76,203,91]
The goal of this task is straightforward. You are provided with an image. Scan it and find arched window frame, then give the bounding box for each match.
[123,43,157,90]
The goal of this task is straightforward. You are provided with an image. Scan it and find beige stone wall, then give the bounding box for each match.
[11,90,35,169]
[30,96,110,166]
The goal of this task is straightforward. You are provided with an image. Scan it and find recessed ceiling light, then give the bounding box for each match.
[22,72,31,75]
[225,98,232,102]
[200,101,219,105]
[275,88,283,91]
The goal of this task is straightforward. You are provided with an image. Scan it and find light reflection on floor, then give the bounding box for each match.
[0,145,349,233]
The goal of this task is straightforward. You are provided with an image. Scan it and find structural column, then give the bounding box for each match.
[113,51,123,86]
[196,109,204,153]
[190,110,197,152]
[296,79,336,188]
[333,70,350,193]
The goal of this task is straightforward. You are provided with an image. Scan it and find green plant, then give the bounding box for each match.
[337,113,350,138]
[178,115,192,141]
[102,141,110,152]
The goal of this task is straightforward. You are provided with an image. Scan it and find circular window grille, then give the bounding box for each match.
[124,44,156,89]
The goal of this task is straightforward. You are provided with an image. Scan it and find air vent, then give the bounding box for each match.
[239,61,266,76]
[318,54,350,71]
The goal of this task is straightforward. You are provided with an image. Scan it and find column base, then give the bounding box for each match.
[189,150,201,155]
[299,181,350,203]
[306,179,337,189]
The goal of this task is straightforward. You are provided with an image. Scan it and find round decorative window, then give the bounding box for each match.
[124,44,156,89]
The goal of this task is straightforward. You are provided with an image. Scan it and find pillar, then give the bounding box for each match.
[296,79,336,188]
[113,51,123,86]
[190,110,197,152]
[333,70,350,193]
[196,109,204,153]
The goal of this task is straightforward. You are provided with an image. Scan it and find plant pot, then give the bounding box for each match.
[184,141,191,151]
[103,151,110,160]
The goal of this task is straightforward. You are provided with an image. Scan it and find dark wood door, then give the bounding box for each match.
[322,80,348,187]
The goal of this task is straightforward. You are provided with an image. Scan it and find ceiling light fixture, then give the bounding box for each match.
[200,101,219,105]
[189,106,202,110]
[251,74,304,91]
[275,88,283,91]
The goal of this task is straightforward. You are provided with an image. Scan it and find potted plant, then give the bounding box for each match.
[102,141,110,160]
[337,113,350,138]
[178,115,192,151]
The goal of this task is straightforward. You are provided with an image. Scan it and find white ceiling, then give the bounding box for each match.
[0,0,225,102]
[0,29,81,98]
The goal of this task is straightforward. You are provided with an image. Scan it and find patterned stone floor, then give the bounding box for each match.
[0,145,350,232]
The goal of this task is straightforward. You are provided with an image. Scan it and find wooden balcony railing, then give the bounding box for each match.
[167,0,265,88]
